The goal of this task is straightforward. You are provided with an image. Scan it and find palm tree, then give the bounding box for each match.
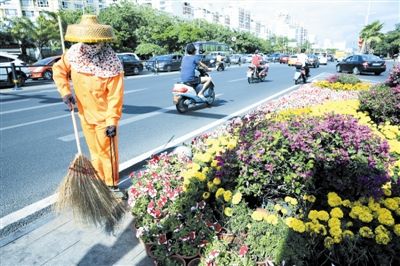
[359,20,384,54]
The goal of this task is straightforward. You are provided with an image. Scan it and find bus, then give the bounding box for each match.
[187,41,232,67]
[191,41,231,55]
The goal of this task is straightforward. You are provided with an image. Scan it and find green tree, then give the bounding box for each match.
[359,20,384,54]
[135,43,166,58]
[4,16,35,59]
[31,14,60,58]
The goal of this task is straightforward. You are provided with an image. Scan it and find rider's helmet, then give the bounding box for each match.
[186,43,196,55]
[301,48,306,53]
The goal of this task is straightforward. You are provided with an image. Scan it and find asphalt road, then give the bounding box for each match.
[0,61,394,219]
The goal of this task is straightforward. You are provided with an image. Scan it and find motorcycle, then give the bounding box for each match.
[172,68,215,113]
[293,64,307,84]
[247,63,269,83]
[216,60,225,71]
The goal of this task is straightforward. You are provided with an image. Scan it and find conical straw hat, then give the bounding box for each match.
[65,14,115,43]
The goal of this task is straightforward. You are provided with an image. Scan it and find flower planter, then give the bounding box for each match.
[176,249,200,261]
[145,244,157,259]
[218,233,235,244]
[187,257,201,266]
[154,255,187,265]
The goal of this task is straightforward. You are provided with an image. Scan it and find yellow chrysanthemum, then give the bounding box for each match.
[393,224,400,237]
[328,218,341,228]
[377,208,395,226]
[342,230,354,239]
[232,192,242,205]
[265,214,279,225]
[215,188,225,198]
[383,198,399,211]
[274,204,282,212]
[202,192,210,199]
[327,192,342,207]
[284,196,298,205]
[251,210,264,221]
[330,207,343,218]
[224,207,233,217]
[213,177,221,185]
[194,171,206,181]
[223,190,232,202]
[317,210,330,221]
[359,226,374,238]
[286,217,306,233]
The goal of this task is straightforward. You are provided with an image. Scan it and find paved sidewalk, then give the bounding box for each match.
[0,209,153,266]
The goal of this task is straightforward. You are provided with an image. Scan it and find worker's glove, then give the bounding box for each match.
[106,125,117,137]
[63,94,75,111]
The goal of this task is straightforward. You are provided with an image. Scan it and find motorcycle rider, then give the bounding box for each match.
[251,49,264,76]
[296,48,310,77]
[180,43,211,101]
[216,52,224,70]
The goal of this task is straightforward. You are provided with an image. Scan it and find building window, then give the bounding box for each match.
[36,0,49,7]
[224,16,230,26]
[22,10,35,18]
[86,0,93,4]
[183,2,192,15]
[5,9,18,17]
[21,0,34,7]
[60,1,68,8]
[74,3,83,9]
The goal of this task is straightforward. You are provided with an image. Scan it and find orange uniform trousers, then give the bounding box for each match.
[53,54,124,186]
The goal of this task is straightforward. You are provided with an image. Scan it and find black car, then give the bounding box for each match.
[117,54,143,75]
[145,54,182,72]
[336,54,386,75]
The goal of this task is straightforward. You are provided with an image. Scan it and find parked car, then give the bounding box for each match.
[268,53,281,62]
[279,54,289,64]
[117,52,141,61]
[287,55,298,66]
[307,54,320,68]
[242,54,253,64]
[145,54,182,72]
[29,55,61,80]
[336,54,386,75]
[0,52,30,87]
[230,54,242,64]
[117,53,144,75]
[318,53,328,65]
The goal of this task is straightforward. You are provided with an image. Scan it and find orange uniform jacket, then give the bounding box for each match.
[53,54,124,186]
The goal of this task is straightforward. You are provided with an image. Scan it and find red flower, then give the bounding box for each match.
[158,234,167,244]
[239,245,249,257]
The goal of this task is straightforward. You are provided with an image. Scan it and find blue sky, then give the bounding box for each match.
[204,0,400,48]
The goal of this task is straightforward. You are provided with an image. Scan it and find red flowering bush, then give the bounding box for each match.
[386,63,400,88]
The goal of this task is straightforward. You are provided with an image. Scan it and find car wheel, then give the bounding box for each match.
[133,67,140,75]
[352,67,360,75]
[43,70,53,80]
[166,66,172,72]
[336,65,342,73]
[374,72,381,76]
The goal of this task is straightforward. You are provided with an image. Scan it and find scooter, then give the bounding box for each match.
[294,64,307,84]
[172,68,215,113]
[216,60,225,71]
[247,63,269,83]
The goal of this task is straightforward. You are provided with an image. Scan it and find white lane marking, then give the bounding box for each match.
[0,114,70,131]
[0,99,30,105]
[0,88,148,115]
[0,194,57,231]
[0,102,63,115]
[228,78,247,82]
[58,93,224,142]
[0,74,326,229]
[124,88,148,94]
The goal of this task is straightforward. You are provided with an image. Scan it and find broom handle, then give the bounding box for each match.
[70,110,82,154]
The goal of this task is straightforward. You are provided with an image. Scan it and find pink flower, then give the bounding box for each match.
[209,249,220,259]
[158,233,167,245]
[239,245,249,257]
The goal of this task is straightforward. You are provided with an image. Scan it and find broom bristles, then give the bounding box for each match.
[55,154,126,233]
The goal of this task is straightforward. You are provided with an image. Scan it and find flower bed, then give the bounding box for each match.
[128,69,400,265]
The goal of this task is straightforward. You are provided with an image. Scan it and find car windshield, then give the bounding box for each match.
[290,55,297,58]
[33,57,56,66]
[155,55,172,61]
[361,54,381,61]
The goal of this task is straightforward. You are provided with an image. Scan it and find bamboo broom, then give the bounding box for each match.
[55,110,125,233]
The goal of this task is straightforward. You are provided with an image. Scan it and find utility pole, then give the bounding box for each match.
[57,13,65,53]
[360,0,372,54]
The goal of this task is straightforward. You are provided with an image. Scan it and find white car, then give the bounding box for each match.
[318,55,328,65]
[0,52,30,87]
[116,52,141,61]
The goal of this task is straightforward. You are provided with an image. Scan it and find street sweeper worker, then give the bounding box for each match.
[53,14,124,197]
